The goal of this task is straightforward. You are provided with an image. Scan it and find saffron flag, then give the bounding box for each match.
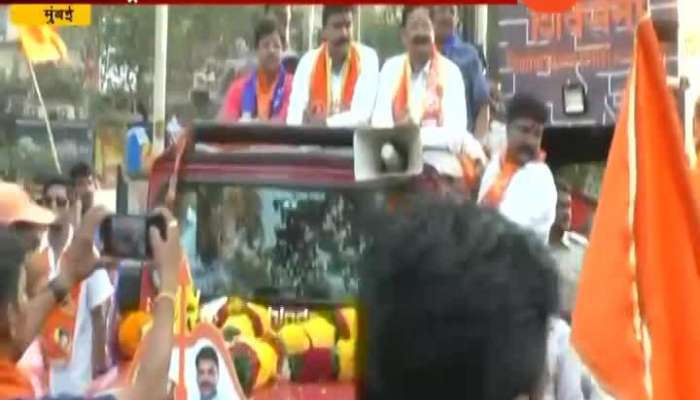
[572,17,700,399]
[18,25,68,64]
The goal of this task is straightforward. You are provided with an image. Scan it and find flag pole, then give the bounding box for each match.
[26,57,62,174]
[152,5,168,156]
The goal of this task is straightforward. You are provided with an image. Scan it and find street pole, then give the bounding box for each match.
[153,5,168,155]
[307,5,315,51]
[356,7,362,43]
[26,57,61,174]
[475,5,488,60]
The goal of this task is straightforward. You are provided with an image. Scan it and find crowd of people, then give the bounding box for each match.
[219,6,490,133]
[215,4,600,399]
[0,4,605,400]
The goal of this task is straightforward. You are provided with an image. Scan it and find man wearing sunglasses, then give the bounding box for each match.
[39,177,113,397]
[477,94,557,244]
[39,178,75,283]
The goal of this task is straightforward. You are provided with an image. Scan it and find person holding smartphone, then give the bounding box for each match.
[0,204,183,400]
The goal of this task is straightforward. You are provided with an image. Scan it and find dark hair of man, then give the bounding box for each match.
[254,16,282,49]
[506,93,548,125]
[322,6,354,28]
[401,5,430,28]
[42,176,71,198]
[428,5,458,19]
[554,178,572,194]
[0,229,26,310]
[69,162,93,183]
[357,197,558,400]
[196,346,219,369]
[137,101,149,122]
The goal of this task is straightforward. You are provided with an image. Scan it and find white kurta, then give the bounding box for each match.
[286,43,380,127]
[371,53,467,131]
[477,155,557,243]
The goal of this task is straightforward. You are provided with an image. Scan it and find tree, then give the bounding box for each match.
[98,6,155,101]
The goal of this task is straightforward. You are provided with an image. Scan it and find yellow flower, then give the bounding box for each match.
[302,316,336,349]
[222,314,256,342]
[118,311,152,359]
[336,338,356,382]
[278,324,311,355]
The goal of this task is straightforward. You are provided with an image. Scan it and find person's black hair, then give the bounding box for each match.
[42,176,71,197]
[0,228,26,309]
[401,5,430,28]
[254,16,282,49]
[322,6,354,28]
[358,197,558,400]
[506,93,548,125]
[137,101,149,122]
[428,5,458,19]
[69,162,93,182]
[554,178,572,194]
[196,346,219,369]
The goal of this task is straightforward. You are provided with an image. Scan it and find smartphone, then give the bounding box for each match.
[99,214,167,260]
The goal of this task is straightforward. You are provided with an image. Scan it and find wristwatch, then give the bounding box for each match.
[48,277,70,304]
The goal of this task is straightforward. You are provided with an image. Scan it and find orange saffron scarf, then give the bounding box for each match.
[41,272,81,365]
[481,156,520,209]
[457,154,482,191]
[392,48,443,127]
[0,358,34,398]
[256,71,276,120]
[309,42,361,117]
[481,151,546,208]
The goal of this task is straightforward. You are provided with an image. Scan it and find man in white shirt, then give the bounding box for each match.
[372,6,467,131]
[477,94,556,243]
[544,318,585,400]
[287,6,379,127]
[49,267,113,396]
[548,179,588,321]
[47,171,114,396]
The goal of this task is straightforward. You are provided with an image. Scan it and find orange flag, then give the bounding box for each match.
[18,25,68,64]
[572,17,700,399]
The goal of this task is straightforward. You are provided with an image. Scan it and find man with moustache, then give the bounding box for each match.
[477,94,557,243]
[287,6,379,127]
[372,6,467,131]
[195,346,220,400]
[373,6,485,197]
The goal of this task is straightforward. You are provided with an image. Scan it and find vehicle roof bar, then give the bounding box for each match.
[192,122,355,147]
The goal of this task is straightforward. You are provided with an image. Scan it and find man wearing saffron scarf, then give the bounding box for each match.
[218,17,292,123]
[477,94,557,244]
[287,6,379,127]
[431,5,490,138]
[372,6,467,131]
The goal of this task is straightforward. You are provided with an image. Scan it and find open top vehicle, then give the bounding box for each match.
[90,122,432,400]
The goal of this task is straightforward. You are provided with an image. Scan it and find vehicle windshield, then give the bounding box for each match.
[174,182,405,305]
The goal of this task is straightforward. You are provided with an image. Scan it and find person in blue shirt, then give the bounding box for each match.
[431,5,490,138]
[125,102,153,179]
